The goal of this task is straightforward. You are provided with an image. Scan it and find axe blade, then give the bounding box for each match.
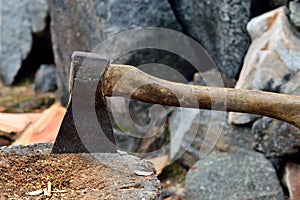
[52,52,117,154]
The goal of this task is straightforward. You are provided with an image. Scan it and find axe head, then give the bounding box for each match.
[52,52,117,154]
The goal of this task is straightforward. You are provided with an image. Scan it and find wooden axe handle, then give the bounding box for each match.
[103,64,300,129]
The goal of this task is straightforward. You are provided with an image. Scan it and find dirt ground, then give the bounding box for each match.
[0,82,54,113]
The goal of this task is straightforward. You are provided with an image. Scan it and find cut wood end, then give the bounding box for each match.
[12,102,66,146]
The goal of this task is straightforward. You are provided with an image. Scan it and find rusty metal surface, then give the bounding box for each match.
[52,52,116,153]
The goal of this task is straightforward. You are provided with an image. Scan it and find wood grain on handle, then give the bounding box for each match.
[103,64,300,129]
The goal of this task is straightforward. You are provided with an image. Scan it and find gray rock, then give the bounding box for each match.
[280,70,300,95]
[113,128,140,153]
[253,117,300,157]
[220,118,254,152]
[169,0,251,78]
[49,0,182,105]
[168,107,201,162]
[185,150,285,200]
[0,0,48,85]
[229,7,300,125]
[193,69,236,88]
[34,64,57,92]
[229,8,300,160]
[95,0,180,36]
[289,1,300,28]
[168,108,254,167]
[108,97,169,153]
[27,0,49,33]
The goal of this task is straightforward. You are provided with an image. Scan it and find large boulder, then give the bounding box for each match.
[108,97,169,153]
[185,150,285,200]
[49,0,182,105]
[229,7,300,125]
[289,0,300,29]
[34,64,57,92]
[0,0,48,85]
[229,7,300,167]
[253,117,300,157]
[168,108,254,167]
[169,0,251,79]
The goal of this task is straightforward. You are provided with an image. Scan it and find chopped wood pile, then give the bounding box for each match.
[0,103,65,146]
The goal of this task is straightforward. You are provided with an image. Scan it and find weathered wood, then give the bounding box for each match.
[103,64,300,129]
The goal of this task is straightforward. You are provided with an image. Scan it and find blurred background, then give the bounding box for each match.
[1,0,300,199]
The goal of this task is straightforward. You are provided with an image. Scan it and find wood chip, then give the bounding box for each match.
[47,181,51,196]
[27,189,43,196]
[134,170,153,176]
[43,188,48,196]
[148,155,169,175]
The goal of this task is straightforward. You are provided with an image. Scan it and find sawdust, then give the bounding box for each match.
[0,151,157,199]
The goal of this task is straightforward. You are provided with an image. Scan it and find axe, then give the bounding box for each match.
[52,51,300,154]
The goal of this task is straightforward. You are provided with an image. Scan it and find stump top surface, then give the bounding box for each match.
[0,143,160,199]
